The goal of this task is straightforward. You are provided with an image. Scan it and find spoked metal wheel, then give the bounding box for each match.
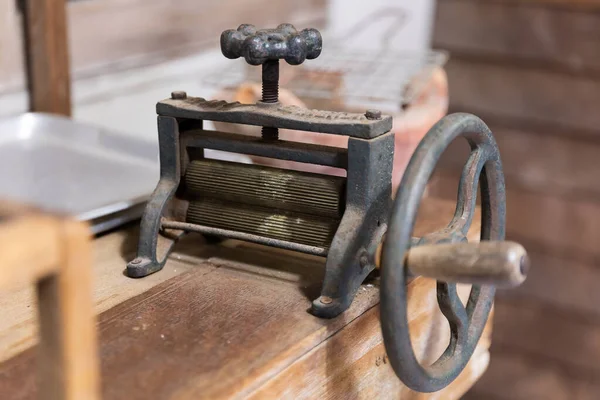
[380,113,507,392]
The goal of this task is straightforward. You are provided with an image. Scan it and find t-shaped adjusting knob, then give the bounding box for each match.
[221,23,322,65]
[220,24,323,140]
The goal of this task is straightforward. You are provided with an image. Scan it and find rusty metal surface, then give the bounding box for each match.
[312,131,394,318]
[181,129,348,168]
[127,116,182,278]
[221,23,322,66]
[380,113,505,393]
[260,59,281,140]
[156,98,393,138]
[221,23,322,140]
[129,24,395,318]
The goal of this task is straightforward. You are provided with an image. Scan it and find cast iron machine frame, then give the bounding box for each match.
[126,24,528,393]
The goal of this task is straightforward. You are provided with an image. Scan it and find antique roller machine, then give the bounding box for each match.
[127,24,529,393]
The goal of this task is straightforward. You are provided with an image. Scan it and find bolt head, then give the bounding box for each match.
[131,258,142,265]
[320,296,333,305]
[365,109,382,120]
[359,254,370,268]
[171,91,187,100]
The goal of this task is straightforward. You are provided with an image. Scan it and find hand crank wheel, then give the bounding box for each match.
[380,113,505,392]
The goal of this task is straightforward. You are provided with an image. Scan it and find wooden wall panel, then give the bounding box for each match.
[445,58,600,137]
[430,172,600,259]
[484,0,600,10]
[435,124,600,199]
[492,297,600,374]
[67,0,325,75]
[0,0,326,92]
[434,0,600,398]
[435,0,600,73]
[513,249,600,318]
[463,349,600,400]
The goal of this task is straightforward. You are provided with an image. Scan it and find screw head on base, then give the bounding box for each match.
[365,109,382,120]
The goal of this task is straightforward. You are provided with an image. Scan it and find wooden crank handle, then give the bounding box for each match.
[376,241,529,288]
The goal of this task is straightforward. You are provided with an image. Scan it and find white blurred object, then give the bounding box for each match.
[326,0,436,52]
[0,113,159,233]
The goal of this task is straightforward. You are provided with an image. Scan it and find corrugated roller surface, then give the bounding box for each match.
[187,199,338,248]
[185,159,344,218]
[183,159,344,248]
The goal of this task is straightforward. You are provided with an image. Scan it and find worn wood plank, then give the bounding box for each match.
[435,0,600,73]
[464,348,600,400]
[0,208,99,400]
[21,0,71,115]
[434,124,600,199]
[35,219,99,400]
[0,198,475,364]
[445,58,600,137]
[249,304,492,400]
[430,172,600,259]
[0,198,486,399]
[0,226,210,363]
[0,216,61,288]
[0,256,488,400]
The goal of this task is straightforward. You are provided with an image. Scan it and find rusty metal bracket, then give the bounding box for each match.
[127,24,395,319]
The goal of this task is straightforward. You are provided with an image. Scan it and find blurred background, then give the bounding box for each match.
[430,2,600,399]
[1,0,597,398]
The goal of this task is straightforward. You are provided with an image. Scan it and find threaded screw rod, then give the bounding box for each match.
[261,59,279,140]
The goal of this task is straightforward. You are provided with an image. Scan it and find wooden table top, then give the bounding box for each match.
[0,198,489,399]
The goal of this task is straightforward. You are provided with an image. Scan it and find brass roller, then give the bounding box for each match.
[187,199,339,248]
[184,159,345,218]
[184,159,345,248]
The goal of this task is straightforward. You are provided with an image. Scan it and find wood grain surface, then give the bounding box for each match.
[433,1,600,398]
[35,219,99,400]
[513,247,600,318]
[492,296,600,374]
[0,209,99,400]
[430,171,600,259]
[481,0,600,10]
[0,198,489,399]
[435,0,600,73]
[432,123,600,200]
[445,58,600,136]
[463,347,600,400]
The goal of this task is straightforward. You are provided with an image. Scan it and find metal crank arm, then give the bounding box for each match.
[378,113,530,393]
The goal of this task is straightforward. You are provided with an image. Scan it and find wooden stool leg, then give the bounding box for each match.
[36,220,99,400]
